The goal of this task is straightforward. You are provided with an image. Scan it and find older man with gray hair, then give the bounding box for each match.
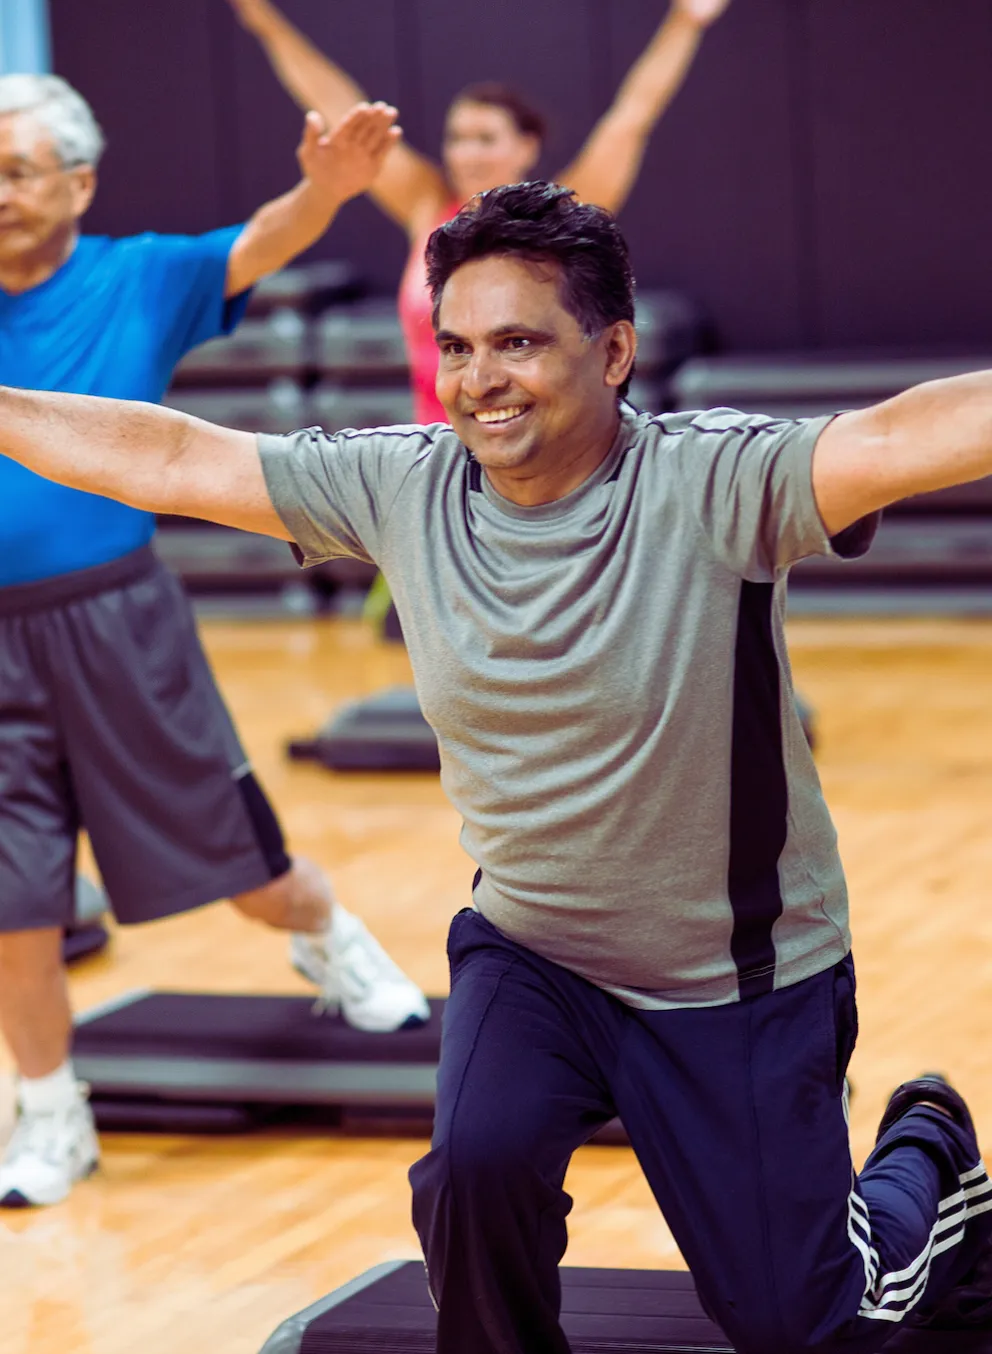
[0,74,428,1210]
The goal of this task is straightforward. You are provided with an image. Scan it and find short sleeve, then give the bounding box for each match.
[134,226,250,363]
[671,408,879,580]
[258,425,434,566]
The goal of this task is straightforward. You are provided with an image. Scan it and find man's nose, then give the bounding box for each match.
[461,349,508,401]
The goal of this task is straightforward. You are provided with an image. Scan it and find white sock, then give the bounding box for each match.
[18,1061,80,1114]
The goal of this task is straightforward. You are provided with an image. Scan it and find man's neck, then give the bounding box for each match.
[483,408,623,508]
[0,225,78,296]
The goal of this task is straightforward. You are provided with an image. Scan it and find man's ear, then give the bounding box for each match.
[69,165,97,221]
[603,320,637,390]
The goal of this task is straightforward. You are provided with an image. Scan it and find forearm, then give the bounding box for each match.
[815,371,992,534]
[250,5,366,126]
[612,7,704,134]
[561,6,705,212]
[0,387,192,513]
[228,179,343,295]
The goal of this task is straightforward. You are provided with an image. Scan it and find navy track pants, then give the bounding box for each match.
[410,909,992,1354]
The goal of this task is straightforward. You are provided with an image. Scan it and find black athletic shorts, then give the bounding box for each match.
[0,546,290,932]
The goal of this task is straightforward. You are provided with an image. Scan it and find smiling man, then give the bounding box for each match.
[1,180,991,1346]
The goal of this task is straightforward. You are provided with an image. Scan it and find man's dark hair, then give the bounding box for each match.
[450,83,547,142]
[426,181,636,399]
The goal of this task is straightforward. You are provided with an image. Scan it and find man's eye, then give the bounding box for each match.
[441,343,468,358]
[505,337,532,351]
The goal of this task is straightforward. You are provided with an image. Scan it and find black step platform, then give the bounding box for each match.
[260,1261,985,1353]
[260,1261,733,1354]
[72,990,628,1142]
[72,990,443,1119]
[288,686,440,773]
[62,923,110,965]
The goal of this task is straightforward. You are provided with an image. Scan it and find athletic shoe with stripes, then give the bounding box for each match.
[291,903,430,1033]
[0,1085,99,1208]
[876,1072,976,1143]
[877,1073,992,1330]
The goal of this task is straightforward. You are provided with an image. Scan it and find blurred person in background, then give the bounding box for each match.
[0,78,428,1211]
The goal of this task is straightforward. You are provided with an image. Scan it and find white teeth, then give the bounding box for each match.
[474,406,526,424]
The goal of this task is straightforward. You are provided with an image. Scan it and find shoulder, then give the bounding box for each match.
[629,407,806,443]
[106,227,242,269]
[273,421,462,473]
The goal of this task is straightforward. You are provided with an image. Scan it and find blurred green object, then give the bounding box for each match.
[363,571,393,627]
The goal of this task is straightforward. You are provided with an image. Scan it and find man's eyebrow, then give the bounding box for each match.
[435,324,555,344]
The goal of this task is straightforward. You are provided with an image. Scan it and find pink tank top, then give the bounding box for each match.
[397,204,459,425]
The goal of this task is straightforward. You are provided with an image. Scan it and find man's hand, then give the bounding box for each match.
[225,102,400,297]
[297,102,401,206]
[674,0,732,27]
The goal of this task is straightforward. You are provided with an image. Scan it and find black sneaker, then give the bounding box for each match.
[876,1073,976,1145]
[877,1075,992,1332]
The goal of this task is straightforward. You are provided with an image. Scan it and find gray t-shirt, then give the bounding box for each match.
[259,406,876,1009]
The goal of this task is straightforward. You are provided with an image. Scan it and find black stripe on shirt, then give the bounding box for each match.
[728,580,788,998]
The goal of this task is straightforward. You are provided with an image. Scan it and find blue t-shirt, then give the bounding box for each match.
[0,227,249,586]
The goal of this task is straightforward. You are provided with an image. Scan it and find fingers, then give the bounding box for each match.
[334,100,400,145]
[327,101,401,159]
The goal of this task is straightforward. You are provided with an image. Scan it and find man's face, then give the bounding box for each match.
[435,254,631,478]
[0,113,95,266]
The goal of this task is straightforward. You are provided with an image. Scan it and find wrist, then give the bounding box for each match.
[297,176,348,223]
[669,5,706,34]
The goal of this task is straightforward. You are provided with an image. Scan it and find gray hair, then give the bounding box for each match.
[0,74,105,167]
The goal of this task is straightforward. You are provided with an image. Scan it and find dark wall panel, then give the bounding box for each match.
[607,0,804,349]
[50,0,226,236]
[805,0,992,348]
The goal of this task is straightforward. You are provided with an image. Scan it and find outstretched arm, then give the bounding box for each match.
[226,0,448,234]
[0,388,285,538]
[813,372,992,535]
[226,100,400,296]
[558,0,731,214]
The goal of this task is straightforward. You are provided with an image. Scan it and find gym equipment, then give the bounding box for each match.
[164,381,308,435]
[172,313,309,387]
[72,990,443,1131]
[257,1261,973,1353]
[63,876,110,965]
[246,261,363,319]
[287,687,440,772]
[633,289,713,379]
[310,385,415,434]
[260,1263,730,1353]
[314,299,412,385]
[71,989,628,1142]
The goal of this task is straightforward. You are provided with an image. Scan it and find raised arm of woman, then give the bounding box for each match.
[558,0,731,215]
[226,0,449,234]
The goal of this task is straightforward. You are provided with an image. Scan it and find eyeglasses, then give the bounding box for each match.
[0,161,83,192]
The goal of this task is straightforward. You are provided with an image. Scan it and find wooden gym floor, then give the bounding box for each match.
[2,613,992,1354]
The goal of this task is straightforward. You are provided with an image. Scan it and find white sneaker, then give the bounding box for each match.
[291,905,430,1033]
[0,1086,100,1207]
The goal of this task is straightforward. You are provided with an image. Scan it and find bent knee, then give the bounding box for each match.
[417,1117,552,1197]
